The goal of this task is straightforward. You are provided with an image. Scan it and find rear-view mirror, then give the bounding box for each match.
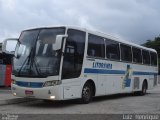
[53,35,68,51]
[2,38,18,55]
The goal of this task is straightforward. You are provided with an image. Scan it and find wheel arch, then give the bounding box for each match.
[143,79,148,89]
[83,79,96,96]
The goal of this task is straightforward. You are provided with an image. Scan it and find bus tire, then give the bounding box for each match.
[135,81,147,96]
[141,81,147,95]
[81,82,93,104]
[43,99,53,103]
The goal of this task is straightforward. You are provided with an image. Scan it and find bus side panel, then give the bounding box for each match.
[62,78,82,100]
[97,75,106,95]
[148,66,158,89]
[96,60,125,95]
[114,63,133,93]
[105,62,133,94]
[131,65,157,91]
[106,75,122,94]
[148,76,153,90]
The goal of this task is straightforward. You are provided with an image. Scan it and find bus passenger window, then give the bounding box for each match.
[150,52,157,66]
[132,47,142,64]
[120,44,132,62]
[106,39,120,60]
[87,34,105,58]
[142,50,150,65]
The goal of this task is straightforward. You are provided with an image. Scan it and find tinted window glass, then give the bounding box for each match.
[142,50,150,65]
[62,29,85,79]
[87,34,105,58]
[120,44,132,62]
[150,52,157,66]
[106,39,120,60]
[132,47,142,63]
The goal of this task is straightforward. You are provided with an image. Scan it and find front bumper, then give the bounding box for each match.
[11,84,63,100]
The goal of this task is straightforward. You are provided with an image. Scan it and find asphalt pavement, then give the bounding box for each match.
[0,86,160,120]
[0,87,35,105]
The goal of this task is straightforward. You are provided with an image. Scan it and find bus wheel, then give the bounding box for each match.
[141,81,147,95]
[135,81,147,96]
[81,83,93,104]
[134,81,147,96]
[43,99,53,103]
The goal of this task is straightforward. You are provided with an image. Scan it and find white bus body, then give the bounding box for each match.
[11,26,158,103]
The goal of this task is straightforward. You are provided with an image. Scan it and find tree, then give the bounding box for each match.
[142,35,160,74]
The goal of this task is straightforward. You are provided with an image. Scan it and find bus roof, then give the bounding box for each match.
[23,25,157,53]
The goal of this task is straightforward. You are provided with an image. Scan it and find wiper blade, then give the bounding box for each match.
[17,47,46,77]
[32,58,47,77]
[18,47,33,76]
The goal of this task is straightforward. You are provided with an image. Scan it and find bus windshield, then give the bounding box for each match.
[12,27,65,77]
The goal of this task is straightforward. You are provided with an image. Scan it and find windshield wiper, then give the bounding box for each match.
[18,47,33,76]
[17,47,44,77]
[18,47,47,77]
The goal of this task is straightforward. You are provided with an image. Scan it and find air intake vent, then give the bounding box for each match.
[133,77,140,89]
[154,75,157,86]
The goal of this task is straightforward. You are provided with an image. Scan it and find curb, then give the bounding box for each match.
[0,98,36,106]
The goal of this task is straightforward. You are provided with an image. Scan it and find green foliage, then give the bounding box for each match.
[142,35,160,57]
[142,35,160,74]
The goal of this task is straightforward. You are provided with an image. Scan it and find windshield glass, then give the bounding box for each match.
[12,27,65,77]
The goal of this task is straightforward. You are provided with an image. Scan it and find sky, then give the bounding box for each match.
[0,0,160,45]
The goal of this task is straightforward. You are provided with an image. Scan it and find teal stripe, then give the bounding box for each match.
[84,68,158,75]
[133,71,157,75]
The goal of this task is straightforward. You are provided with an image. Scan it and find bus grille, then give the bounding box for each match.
[16,81,44,88]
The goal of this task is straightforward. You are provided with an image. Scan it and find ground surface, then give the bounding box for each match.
[0,86,160,114]
[0,86,160,120]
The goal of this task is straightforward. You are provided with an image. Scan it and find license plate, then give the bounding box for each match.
[25,90,33,96]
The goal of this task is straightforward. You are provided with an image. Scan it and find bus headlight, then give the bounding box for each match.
[43,80,62,87]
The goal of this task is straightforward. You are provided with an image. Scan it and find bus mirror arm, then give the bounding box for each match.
[57,50,64,56]
[61,51,65,56]
[53,35,68,51]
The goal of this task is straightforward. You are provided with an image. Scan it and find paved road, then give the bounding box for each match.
[0,86,160,115]
[0,87,20,101]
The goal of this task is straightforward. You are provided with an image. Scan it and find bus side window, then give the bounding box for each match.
[87,34,105,58]
[120,44,132,62]
[106,39,120,60]
[62,29,85,79]
[132,47,142,64]
[142,50,150,65]
[150,52,157,66]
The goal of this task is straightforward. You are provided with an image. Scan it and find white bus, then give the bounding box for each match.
[10,26,158,103]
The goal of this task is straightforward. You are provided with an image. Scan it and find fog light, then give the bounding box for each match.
[13,93,17,96]
[50,96,55,99]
